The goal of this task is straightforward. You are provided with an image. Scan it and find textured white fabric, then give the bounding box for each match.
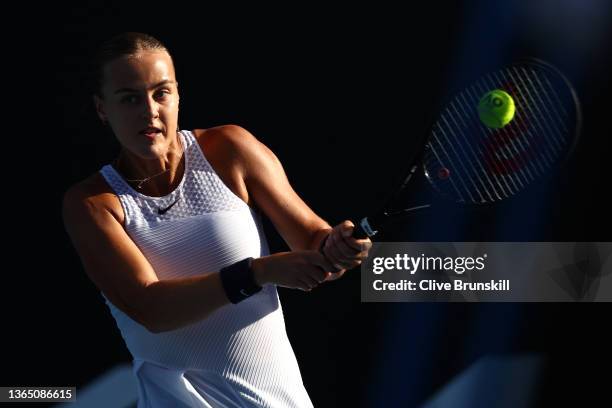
[98,130,313,408]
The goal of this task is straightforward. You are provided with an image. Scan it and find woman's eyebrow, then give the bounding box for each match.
[114,80,176,95]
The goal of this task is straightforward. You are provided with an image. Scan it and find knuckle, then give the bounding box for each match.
[331,231,339,243]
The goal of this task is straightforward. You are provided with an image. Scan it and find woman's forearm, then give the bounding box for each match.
[308,226,333,251]
[141,272,229,333]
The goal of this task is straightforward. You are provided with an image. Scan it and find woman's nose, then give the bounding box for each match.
[141,97,159,120]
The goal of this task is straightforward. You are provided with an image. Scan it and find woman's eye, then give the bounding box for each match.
[155,90,171,99]
[120,90,170,104]
[121,95,139,104]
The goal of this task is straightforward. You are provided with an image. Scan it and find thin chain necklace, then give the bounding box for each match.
[125,167,172,190]
[114,143,184,190]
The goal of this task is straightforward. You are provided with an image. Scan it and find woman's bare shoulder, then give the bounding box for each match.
[191,126,253,205]
[192,124,255,147]
[62,172,124,226]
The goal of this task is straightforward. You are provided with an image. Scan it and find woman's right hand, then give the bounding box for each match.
[251,251,336,292]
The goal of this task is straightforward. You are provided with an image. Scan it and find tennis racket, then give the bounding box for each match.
[352,58,582,239]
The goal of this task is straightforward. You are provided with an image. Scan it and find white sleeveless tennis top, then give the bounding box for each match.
[99,130,313,408]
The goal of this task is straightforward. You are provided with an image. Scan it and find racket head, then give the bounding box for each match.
[422,58,582,205]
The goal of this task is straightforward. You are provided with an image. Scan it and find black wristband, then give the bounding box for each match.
[219,257,262,304]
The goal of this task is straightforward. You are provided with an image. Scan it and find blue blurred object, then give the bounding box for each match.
[421,354,543,408]
[53,364,137,408]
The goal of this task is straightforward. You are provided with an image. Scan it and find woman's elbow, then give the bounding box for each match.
[126,290,169,334]
[143,317,176,334]
[128,306,165,333]
[136,296,181,334]
[144,322,166,334]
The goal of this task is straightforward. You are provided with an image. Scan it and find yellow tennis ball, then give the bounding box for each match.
[477,89,516,128]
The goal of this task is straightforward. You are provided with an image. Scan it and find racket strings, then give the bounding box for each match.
[424,62,578,204]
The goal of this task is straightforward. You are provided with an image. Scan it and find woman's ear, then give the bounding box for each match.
[93,94,108,124]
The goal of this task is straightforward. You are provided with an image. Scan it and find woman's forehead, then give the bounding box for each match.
[102,51,176,91]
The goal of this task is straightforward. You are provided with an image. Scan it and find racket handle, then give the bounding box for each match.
[352,204,432,239]
[352,217,378,239]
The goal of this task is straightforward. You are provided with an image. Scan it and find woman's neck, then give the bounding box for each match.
[114,132,185,196]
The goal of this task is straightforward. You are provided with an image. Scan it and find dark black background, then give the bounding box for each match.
[2,1,610,407]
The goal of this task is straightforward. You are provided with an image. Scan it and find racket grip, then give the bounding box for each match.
[352,217,378,239]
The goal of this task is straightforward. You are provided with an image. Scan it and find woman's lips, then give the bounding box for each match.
[142,131,159,137]
[139,128,162,140]
[143,133,157,141]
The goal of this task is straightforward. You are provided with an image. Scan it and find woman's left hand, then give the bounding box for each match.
[320,220,372,281]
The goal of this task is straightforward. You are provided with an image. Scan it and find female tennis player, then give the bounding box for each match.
[62,32,371,407]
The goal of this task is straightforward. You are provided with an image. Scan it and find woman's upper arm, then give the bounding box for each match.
[62,184,159,327]
[213,125,331,251]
